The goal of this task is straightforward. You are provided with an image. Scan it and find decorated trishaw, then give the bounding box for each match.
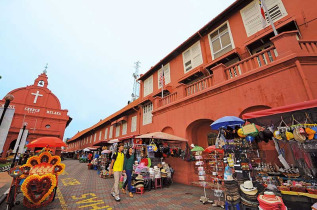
[6,137,66,210]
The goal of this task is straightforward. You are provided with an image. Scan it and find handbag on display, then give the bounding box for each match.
[242,123,258,137]
[149,139,158,152]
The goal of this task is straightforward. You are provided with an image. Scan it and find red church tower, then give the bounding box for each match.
[1,70,71,156]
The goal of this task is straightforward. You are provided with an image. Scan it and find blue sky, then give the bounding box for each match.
[0,0,235,139]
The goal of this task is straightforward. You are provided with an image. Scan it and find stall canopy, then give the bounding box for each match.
[242,99,317,126]
[108,139,119,144]
[93,140,109,146]
[135,132,187,142]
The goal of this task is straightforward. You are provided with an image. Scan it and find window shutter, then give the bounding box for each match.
[109,126,113,138]
[192,42,203,68]
[131,116,137,132]
[94,133,96,142]
[241,0,287,37]
[115,125,120,137]
[144,75,153,96]
[183,49,192,72]
[105,128,108,139]
[122,122,127,135]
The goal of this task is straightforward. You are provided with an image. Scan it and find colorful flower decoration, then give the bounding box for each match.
[26,156,40,166]
[21,173,56,205]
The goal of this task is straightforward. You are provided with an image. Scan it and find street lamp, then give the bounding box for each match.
[0,94,14,126]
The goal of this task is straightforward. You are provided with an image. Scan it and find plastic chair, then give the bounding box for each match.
[136,187,144,195]
[155,178,162,189]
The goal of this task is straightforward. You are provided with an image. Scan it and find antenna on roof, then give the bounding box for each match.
[131,61,140,102]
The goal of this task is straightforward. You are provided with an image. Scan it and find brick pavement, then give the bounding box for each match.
[0,159,222,209]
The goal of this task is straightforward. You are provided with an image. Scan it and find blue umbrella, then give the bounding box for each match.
[211,116,245,130]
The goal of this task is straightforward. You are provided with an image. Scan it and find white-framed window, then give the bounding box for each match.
[158,63,171,88]
[104,128,108,139]
[94,133,96,142]
[90,135,92,143]
[143,75,153,97]
[122,121,127,135]
[131,116,137,132]
[182,41,203,73]
[115,124,120,137]
[208,21,235,60]
[86,137,88,144]
[143,103,153,125]
[99,131,102,141]
[109,126,113,138]
[240,0,287,37]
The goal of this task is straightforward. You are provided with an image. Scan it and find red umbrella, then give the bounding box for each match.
[26,137,67,148]
[204,145,216,153]
[204,145,224,154]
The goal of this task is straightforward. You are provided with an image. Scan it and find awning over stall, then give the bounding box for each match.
[135,132,187,142]
[242,99,317,125]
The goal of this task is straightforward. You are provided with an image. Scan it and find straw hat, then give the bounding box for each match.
[240,181,258,195]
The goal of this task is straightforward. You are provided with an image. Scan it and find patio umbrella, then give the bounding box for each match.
[101,150,111,154]
[191,146,204,152]
[26,137,67,148]
[210,116,244,130]
[83,148,90,152]
[204,145,216,153]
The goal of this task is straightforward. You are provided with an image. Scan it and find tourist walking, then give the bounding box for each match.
[122,147,135,198]
[109,143,125,201]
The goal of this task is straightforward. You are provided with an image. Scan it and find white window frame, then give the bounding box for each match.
[158,63,171,88]
[99,131,102,141]
[115,124,120,137]
[109,126,113,138]
[182,41,203,73]
[122,121,127,135]
[208,21,235,60]
[142,103,153,125]
[131,116,137,132]
[94,133,96,142]
[90,135,92,143]
[104,128,108,139]
[143,75,153,97]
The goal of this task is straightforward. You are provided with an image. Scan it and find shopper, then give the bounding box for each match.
[109,143,125,202]
[122,147,135,198]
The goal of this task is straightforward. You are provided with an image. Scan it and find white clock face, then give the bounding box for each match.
[38,80,45,87]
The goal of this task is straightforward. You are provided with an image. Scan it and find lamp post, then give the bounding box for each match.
[0,94,14,127]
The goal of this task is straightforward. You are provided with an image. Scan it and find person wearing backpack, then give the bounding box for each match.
[109,143,125,201]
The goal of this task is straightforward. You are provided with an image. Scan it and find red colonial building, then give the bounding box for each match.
[1,71,71,156]
[67,0,317,185]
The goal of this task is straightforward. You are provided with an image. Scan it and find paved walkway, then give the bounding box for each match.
[0,159,221,209]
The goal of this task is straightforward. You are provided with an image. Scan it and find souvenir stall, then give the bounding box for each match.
[241,100,317,209]
[117,132,188,194]
[99,147,112,178]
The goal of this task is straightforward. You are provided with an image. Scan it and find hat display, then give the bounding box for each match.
[258,193,286,210]
[240,181,258,195]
